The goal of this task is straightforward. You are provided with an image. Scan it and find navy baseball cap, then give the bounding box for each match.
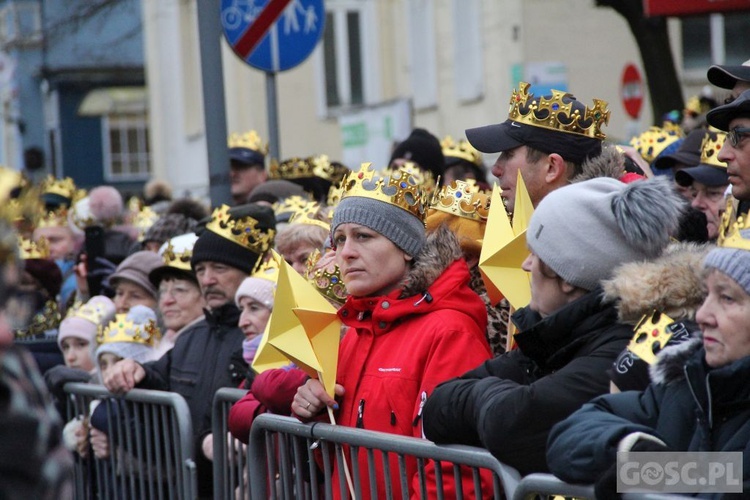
[652,128,705,171]
[706,89,750,131]
[675,165,728,188]
[707,59,750,90]
[229,147,266,167]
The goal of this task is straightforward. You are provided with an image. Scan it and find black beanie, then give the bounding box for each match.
[389,128,445,179]
[191,204,276,274]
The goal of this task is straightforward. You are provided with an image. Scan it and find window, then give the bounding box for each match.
[103,113,151,181]
[452,0,483,102]
[681,12,750,73]
[316,0,379,115]
[407,0,437,109]
[0,2,41,47]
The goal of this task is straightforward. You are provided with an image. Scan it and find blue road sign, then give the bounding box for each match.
[221,0,325,73]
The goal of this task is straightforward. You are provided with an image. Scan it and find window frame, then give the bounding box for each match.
[102,112,152,182]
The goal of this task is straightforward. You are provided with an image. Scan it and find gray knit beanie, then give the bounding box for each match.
[332,197,426,256]
[526,177,684,291]
[704,229,750,295]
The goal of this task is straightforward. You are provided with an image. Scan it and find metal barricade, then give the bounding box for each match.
[512,473,696,500]
[212,387,250,500]
[247,413,522,499]
[64,382,197,500]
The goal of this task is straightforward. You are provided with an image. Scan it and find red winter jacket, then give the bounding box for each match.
[331,230,492,499]
[228,366,307,444]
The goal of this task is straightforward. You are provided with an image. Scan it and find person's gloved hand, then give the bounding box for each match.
[595,439,671,500]
[44,365,91,399]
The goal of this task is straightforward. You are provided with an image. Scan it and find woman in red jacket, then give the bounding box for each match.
[291,163,492,499]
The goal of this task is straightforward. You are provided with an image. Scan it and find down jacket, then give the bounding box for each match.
[547,338,750,498]
[332,226,492,498]
[422,287,633,475]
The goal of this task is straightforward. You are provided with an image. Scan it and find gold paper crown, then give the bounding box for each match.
[340,163,431,222]
[441,136,482,167]
[273,195,312,218]
[700,132,727,168]
[270,155,348,184]
[629,126,685,163]
[18,236,50,260]
[205,204,276,256]
[305,249,347,305]
[132,205,160,242]
[287,202,332,230]
[398,161,437,196]
[36,207,70,229]
[69,299,114,326]
[327,182,344,207]
[253,255,280,283]
[96,313,161,347]
[0,166,23,201]
[161,240,193,271]
[627,310,676,364]
[508,81,610,140]
[41,175,85,203]
[228,130,269,154]
[429,179,491,223]
[717,198,750,250]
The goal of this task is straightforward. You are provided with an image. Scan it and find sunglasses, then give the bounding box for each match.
[728,127,750,148]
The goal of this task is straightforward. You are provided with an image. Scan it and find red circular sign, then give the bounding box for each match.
[621,63,644,119]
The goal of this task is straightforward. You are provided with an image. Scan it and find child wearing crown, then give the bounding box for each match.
[290,164,493,498]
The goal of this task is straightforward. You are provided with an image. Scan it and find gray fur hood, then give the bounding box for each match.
[601,242,711,325]
[649,335,703,385]
[571,143,627,182]
[399,225,463,298]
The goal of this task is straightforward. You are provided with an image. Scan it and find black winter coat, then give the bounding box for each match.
[138,302,247,498]
[547,338,750,498]
[422,288,632,474]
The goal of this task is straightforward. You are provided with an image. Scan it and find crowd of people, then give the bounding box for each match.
[1,57,750,499]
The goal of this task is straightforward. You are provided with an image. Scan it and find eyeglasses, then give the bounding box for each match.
[158,283,196,300]
[728,127,750,148]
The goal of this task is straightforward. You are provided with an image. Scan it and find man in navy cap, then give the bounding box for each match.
[228,130,268,205]
[708,58,750,104]
[707,89,750,204]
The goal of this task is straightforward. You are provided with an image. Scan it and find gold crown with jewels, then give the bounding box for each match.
[132,205,160,242]
[161,240,193,272]
[429,179,491,223]
[717,198,750,251]
[67,299,114,326]
[700,132,727,169]
[287,202,332,230]
[339,163,431,221]
[227,130,268,154]
[270,155,349,184]
[628,310,676,365]
[441,136,482,166]
[253,254,280,283]
[18,236,49,260]
[629,125,685,163]
[206,204,276,256]
[305,249,347,305]
[97,314,161,347]
[508,81,610,140]
[273,195,311,218]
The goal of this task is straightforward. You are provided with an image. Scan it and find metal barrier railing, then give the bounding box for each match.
[512,473,696,500]
[64,382,197,500]
[247,413,522,499]
[212,387,250,500]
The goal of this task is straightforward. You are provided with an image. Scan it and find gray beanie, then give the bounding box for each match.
[526,177,684,291]
[332,197,426,256]
[704,229,750,295]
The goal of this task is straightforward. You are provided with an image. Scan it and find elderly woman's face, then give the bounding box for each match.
[696,269,750,368]
[333,223,411,298]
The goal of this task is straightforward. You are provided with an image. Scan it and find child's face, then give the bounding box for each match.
[61,337,95,372]
[98,353,123,378]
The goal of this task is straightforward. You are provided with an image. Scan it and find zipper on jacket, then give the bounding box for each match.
[412,391,427,426]
[356,399,366,428]
[390,411,396,426]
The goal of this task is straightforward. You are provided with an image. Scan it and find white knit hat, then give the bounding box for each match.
[234,275,275,309]
[57,296,116,348]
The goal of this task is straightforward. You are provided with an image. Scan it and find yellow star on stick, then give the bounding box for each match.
[250,252,290,373]
[266,256,342,397]
[478,170,533,309]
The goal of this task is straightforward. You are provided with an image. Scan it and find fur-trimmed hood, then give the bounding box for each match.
[602,242,711,325]
[649,335,702,385]
[571,143,626,183]
[399,225,463,298]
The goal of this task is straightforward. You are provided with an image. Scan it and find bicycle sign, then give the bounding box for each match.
[221,0,325,72]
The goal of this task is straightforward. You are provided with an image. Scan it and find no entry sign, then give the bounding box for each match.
[621,63,644,119]
[221,0,325,72]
